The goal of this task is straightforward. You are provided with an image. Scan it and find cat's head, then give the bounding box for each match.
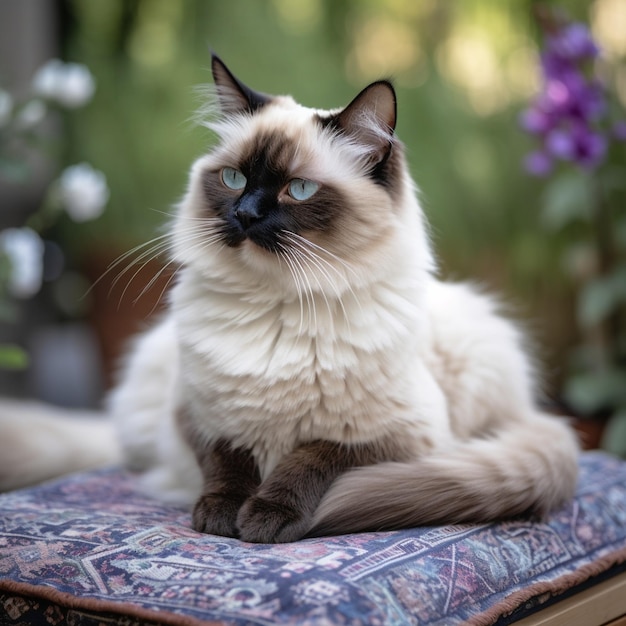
[175,55,431,293]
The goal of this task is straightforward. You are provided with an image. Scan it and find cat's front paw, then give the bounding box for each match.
[236,496,311,543]
[192,493,242,538]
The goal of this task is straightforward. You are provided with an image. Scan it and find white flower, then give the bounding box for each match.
[58,163,109,222]
[58,63,96,108]
[0,227,45,298]
[32,59,95,108]
[32,59,64,100]
[15,99,47,130]
[0,89,13,128]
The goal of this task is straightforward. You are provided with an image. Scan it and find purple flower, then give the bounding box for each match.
[521,15,610,173]
[571,80,606,120]
[519,107,553,135]
[574,129,607,169]
[549,24,599,61]
[545,123,607,169]
[544,78,572,113]
[540,49,568,80]
[524,150,553,177]
[613,121,626,141]
[546,128,576,160]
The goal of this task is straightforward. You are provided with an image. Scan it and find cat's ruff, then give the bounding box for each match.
[0,55,579,542]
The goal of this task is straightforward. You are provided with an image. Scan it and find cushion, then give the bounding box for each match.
[1,451,625,626]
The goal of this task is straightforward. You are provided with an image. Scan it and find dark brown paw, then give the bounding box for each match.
[192,493,243,537]
[236,496,311,543]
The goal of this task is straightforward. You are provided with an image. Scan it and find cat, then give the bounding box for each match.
[0,55,579,543]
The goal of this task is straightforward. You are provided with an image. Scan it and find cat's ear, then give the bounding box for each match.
[211,54,271,115]
[334,81,397,164]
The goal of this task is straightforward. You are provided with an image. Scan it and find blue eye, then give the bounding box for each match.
[221,167,247,190]
[288,178,319,201]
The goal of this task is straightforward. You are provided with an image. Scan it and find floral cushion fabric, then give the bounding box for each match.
[1,451,626,626]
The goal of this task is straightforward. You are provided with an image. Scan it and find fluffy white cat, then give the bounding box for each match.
[0,56,579,543]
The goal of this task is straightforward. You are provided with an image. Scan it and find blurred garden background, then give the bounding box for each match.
[0,0,624,451]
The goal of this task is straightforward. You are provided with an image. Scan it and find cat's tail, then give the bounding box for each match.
[0,399,121,492]
[310,413,579,536]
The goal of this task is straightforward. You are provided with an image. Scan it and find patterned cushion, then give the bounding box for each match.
[1,451,626,626]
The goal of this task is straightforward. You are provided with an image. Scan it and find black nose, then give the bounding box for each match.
[233,191,263,230]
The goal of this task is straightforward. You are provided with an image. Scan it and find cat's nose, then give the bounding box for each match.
[233,192,263,230]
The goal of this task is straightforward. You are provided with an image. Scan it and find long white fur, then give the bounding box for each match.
[0,400,120,491]
[0,88,578,535]
[108,94,578,525]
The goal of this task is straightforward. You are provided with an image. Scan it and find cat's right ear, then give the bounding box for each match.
[332,81,397,165]
[211,54,271,115]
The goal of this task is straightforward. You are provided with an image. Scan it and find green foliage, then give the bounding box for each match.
[1,56,108,372]
[578,265,626,329]
[540,164,626,436]
[0,156,30,182]
[541,171,593,231]
[546,171,626,443]
[565,368,626,415]
[0,344,29,370]
[602,410,626,458]
[0,253,17,323]
[513,2,626,455]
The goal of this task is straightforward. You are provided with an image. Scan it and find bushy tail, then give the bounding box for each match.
[0,399,121,492]
[310,414,579,536]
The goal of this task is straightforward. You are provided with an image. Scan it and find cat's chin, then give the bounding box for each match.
[226,234,278,255]
[236,238,285,276]
[236,236,276,256]
[235,237,337,297]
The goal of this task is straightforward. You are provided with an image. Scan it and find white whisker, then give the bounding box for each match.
[132,259,177,306]
[286,232,361,282]
[287,242,336,336]
[275,244,305,338]
[279,241,317,334]
[110,238,173,297]
[114,225,211,307]
[280,231,362,334]
[85,217,222,311]
[83,231,174,299]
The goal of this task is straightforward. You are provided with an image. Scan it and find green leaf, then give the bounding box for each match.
[577,264,626,328]
[599,165,626,193]
[540,171,593,231]
[578,278,617,328]
[0,344,29,370]
[601,410,626,458]
[0,299,17,322]
[0,156,30,182]
[564,368,626,415]
[616,216,626,252]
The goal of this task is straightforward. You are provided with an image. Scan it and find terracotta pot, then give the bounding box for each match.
[84,249,173,389]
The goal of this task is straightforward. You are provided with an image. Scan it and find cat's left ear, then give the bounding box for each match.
[211,54,271,115]
[334,81,397,164]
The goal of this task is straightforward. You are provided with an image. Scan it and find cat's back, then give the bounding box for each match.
[108,317,180,471]
[423,279,536,438]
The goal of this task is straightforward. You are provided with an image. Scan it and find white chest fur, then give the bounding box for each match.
[172,267,449,478]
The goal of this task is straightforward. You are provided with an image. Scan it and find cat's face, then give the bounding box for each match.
[175,55,421,293]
